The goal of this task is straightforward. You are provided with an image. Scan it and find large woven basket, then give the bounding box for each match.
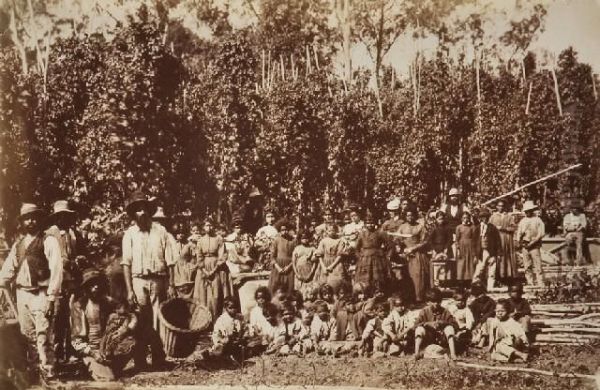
[158,298,212,358]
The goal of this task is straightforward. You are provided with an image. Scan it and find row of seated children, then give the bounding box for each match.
[205,281,533,363]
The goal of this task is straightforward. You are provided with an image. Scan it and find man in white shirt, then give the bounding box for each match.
[121,191,175,369]
[0,203,63,379]
[516,201,545,286]
[562,203,587,265]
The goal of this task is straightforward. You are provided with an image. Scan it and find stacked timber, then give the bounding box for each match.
[532,303,600,345]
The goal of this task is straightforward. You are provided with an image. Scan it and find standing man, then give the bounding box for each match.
[562,202,587,265]
[516,201,545,286]
[381,198,404,234]
[440,188,470,234]
[473,208,501,291]
[0,203,63,379]
[46,200,85,365]
[121,191,175,369]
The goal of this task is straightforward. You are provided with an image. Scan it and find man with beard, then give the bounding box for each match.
[0,203,63,380]
[121,191,175,370]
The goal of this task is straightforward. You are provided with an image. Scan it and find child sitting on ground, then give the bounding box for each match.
[247,302,279,354]
[311,300,339,354]
[508,284,532,335]
[413,288,458,360]
[446,289,474,347]
[290,289,306,318]
[487,299,529,362]
[272,287,291,311]
[319,283,336,313]
[98,301,137,375]
[382,295,414,356]
[268,303,302,355]
[469,283,496,347]
[249,287,272,329]
[206,297,247,361]
[294,309,316,355]
[360,302,389,357]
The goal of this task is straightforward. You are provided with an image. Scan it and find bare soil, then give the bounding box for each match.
[113,344,600,390]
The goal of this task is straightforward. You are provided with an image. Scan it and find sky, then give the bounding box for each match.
[348,0,600,77]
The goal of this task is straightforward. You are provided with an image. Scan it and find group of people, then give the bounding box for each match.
[0,187,588,383]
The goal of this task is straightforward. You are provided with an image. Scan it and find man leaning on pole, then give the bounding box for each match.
[0,203,63,380]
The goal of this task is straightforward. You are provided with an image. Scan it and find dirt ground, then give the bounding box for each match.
[107,343,600,390]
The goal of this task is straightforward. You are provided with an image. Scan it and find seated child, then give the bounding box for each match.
[290,289,307,318]
[206,297,247,360]
[360,302,389,356]
[249,286,272,329]
[446,289,474,346]
[382,295,414,355]
[413,288,458,360]
[508,284,532,334]
[268,303,302,355]
[293,309,316,355]
[319,283,335,313]
[98,301,138,375]
[311,300,339,354]
[469,283,496,347]
[488,299,529,362]
[332,283,357,341]
[272,287,291,312]
[248,302,279,352]
[174,243,198,299]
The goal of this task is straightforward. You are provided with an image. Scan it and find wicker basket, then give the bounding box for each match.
[158,298,212,358]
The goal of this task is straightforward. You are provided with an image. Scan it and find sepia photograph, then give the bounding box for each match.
[0,0,599,389]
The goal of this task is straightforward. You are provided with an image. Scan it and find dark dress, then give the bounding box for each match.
[455,224,479,281]
[489,212,518,280]
[269,235,296,293]
[398,222,429,303]
[354,230,392,292]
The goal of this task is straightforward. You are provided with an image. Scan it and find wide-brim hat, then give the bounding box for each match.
[448,188,460,196]
[48,200,77,221]
[125,191,157,217]
[387,198,400,211]
[522,200,538,212]
[81,268,105,288]
[17,203,46,221]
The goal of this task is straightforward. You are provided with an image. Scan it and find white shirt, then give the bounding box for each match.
[0,233,63,301]
[256,225,278,240]
[121,222,175,277]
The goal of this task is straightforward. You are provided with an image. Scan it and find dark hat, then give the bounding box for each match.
[125,191,157,217]
[81,268,104,288]
[17,203,46,221]
[478,208,491,218]
[48,200,77,221]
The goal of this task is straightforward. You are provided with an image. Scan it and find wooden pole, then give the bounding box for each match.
[456,362,596,380]
[481,164,582,206]
[592,71,598,100]
[525,81,532,114]
[551,66,563,116]
[313,44,320,70]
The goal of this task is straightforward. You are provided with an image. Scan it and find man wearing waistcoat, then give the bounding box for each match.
[121,191,175,370]
[0,203,63,380]
[46,200,85,364]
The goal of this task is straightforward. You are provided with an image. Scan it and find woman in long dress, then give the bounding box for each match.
[397,209,429,303]
[455,212,479,284]
[314,225,348,293]
[292,231,318,296]
[268,219,297,294]
[194,220,234,318]
[354,213,392,293]
[489,200,518,281]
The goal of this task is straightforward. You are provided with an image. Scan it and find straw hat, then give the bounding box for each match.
[17,203,46,221]
[125,191,157,217]
[152,206,167,220]
[48,200,76,221]
[448,188,460,196]
[522,200,538,212]
[387,198,400,211]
